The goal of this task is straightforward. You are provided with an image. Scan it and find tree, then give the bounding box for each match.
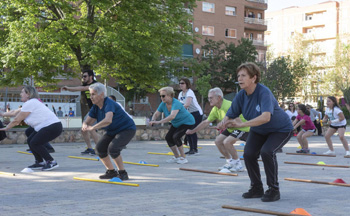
[333,38,350,97]
[262,56,307,102]
[0,0,196,91]
[192,38,258,93]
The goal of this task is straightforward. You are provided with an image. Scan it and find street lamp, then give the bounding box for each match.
[235,81,240,93]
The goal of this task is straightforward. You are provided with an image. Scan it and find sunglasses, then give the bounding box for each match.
[82,75,88,78]
[160,95,166,98]
[179,82,185,85]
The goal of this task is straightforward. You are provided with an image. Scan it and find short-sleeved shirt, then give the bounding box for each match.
[21,98,61,131]
[308,108,319,122]
[285,110,297,120]
[325,107,347,126]
[157,98,195,128]
[296,114,316,130]
[226,83,293,135]
[82,80,98,109]
[89,97,136,136]
[178,89,203,115]
[207,99,250,133]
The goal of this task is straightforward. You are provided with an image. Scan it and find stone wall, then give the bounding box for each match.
[0,126,220,144]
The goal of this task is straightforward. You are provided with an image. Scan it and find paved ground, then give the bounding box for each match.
[1,134,350,216]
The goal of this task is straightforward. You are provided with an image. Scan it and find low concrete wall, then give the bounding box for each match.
[0,126,220,144]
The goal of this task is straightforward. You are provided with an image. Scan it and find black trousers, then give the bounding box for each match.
[166,124,193,147]
[186,111,202,151]
[243,130,292,190]
[313,120,322,135]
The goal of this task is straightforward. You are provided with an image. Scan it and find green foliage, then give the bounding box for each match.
[196,74,212,100]
[333,38,350,92]
[189,38,257,93]
[262,56,307,101]
[341,106,350,119]
[342,87,350,105]
[0,0,197,91]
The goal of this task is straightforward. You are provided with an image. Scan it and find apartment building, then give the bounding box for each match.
[265,0,350,102]
[186,0,268,62]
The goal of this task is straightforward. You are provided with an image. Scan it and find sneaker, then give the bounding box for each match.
[242,186,264,198]
[166,157,179,163]
[176,157,188,164]
[42,160,59,171]
[118,170,129,180]
[185,150,195,155]
[194,150,200,156]
[261,188,280,202]
[99,169,119,179]
[218,163,233,171]
[81,148,95,155]
[230,160,244,172]
[28,161,45,170]
[296,149,310,154]
[345,151,350,158]
[323,150,336,155]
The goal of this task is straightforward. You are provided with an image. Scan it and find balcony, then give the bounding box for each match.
[251,39,265,46]
[244,17,267,31]
[246,0,268,3]
[245,0,268,10]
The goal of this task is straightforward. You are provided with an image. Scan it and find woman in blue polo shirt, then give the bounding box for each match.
[219,62,293,202]
[150,87,195,164]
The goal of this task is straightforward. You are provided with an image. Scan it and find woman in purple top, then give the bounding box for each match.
[293,104,316,154]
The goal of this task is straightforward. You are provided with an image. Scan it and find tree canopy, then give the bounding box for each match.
[0,0,196,91]
[191,38,258,93]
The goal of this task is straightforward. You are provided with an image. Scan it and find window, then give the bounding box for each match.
[250,33,254,40]
[202,2,215,13]
[257,33,263,40]
[257,13,262,19]
[225,6,236,16]
[225,29,237,38]
[202,25,214,36]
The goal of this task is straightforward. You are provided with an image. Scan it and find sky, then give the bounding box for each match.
[266,0,340,12]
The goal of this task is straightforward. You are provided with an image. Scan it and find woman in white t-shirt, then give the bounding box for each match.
[285,103,299,136]
[322,96,350,157]
[178,78,203,155]
[0,86,63,170]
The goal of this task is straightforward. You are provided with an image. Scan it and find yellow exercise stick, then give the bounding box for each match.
[0,171,15,176]
[123,161,159,167]
[68,156,99,161]
[73,177,139,187]
[17,151,33,155]
[148,152,174,156]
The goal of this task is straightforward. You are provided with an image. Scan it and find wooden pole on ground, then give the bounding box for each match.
[284,161,350,168]
[179,168,238,176]
[285,178,350,187]
[222,205,302,216]
[286,153,336,157]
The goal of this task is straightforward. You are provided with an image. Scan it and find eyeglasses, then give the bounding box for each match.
[179,82,185,85]
[82,75,88,78]
[160,95,166,98]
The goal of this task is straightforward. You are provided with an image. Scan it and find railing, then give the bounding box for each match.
[251,39,265,46]
[106,86,125,108]
[246,0,268,4]
[244,17,267,25]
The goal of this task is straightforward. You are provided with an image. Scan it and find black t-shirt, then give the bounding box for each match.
[82,80,98,108]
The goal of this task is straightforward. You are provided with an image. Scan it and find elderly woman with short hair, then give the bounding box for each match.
[150,87,195,164]
[219,62,293,202]
[0,86,62,171]
[82,83,136,180]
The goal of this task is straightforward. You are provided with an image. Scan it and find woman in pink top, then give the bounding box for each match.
[292,104,316,153]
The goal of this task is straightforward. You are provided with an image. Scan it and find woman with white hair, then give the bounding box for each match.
[150,87,195,164]
[82,83,136,180]
[0,86,62,171]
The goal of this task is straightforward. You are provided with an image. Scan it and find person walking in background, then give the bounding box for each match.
[219,62,293,202]
[0,86,62,170]
[62,69,99,155]
[150,87,195,164]
[178,78,203,155]
[186,87,249,172]
[82,83,136,180]
[322,96,350,157]
[57,107,64,117]
[292,104,316,153]
[306,104,322,136]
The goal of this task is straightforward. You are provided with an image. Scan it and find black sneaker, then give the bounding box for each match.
[118,170,129,180]
[42,160,59,171]
[28,161,45,170]
[99,169,119,179]
[242,186,264,198]
[81,148,95,155]
[261,188,280,202]
[185,150,195,155]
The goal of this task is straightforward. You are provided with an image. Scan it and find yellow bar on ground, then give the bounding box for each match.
[183,146,202,149]
[68,156,99,161]
[17,151,33,155]
[237,150,243,152]
[123,161,159,167]
[73,177,139,187]
[148,152,174,156]
[0,171,15,176]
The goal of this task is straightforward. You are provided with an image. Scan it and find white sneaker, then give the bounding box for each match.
[176,157,188,164]
[218,163,233,171]
[229,161,244,172]
[323,150,336,155]
[345,151,350,158]
[166,157,179,163]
